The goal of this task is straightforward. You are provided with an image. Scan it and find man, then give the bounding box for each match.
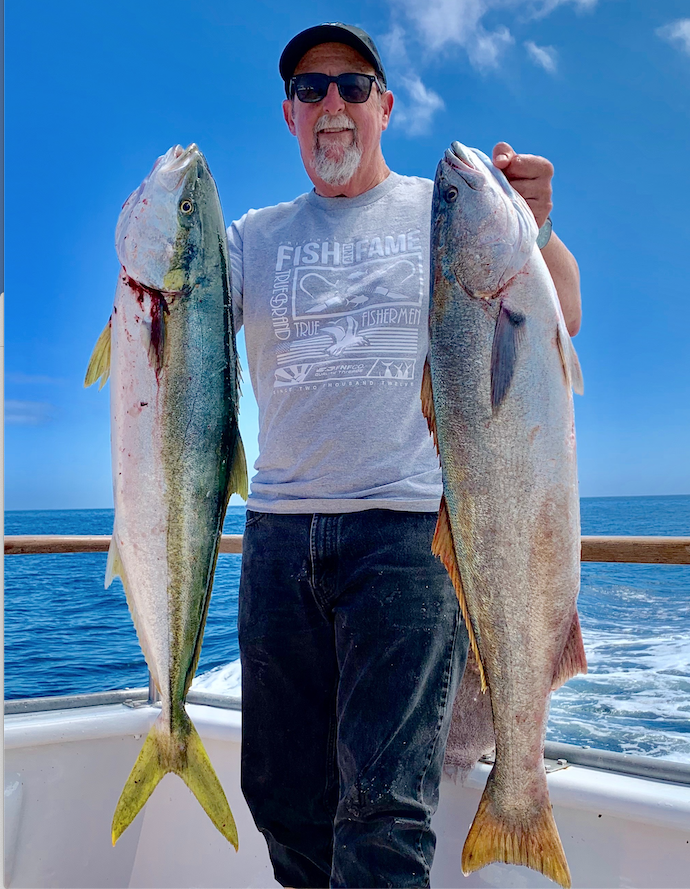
[228,22,581,889]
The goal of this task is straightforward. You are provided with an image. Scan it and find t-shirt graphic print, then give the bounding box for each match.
[271,227,424,390]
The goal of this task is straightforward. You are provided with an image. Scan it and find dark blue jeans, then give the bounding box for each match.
[238,509,468,889]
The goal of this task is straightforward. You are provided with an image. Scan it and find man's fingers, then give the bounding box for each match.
[492,143,555,226]
[502,153,554,181]
[493,142,515,168]
[508,181,549,201]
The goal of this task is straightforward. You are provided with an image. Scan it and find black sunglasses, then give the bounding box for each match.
[290,72,382,104]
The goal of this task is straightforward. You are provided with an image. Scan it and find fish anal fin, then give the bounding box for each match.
[556,324,584,396]
[112,710,238,850]
[491,303,526,412]
[84,319,112,390]
[552,611,588,690]
[462,775,571,888]
[229,433,248,501]
[421,358,439,456]
[106,534,160,693]
[432,496,487,691]
[105,534,124,589]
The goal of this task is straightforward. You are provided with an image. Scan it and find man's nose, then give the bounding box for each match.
[322,81,345,114]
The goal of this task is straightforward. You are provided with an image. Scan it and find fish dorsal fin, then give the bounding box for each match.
[551,610,588,690]
[491,302,526,412]
[421,358,439,455]
[84,319,112,389]
[432,496,487,692]
[556,324,584,395]
[229,434,248,501]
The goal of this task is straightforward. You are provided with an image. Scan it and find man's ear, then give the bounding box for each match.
[380,91,394,132]
[283,99,297,136]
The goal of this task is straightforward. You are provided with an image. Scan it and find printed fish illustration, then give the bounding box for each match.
[423,142,586,887]
[85,144,247,848]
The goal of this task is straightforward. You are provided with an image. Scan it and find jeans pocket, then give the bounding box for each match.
[244,509,269,529]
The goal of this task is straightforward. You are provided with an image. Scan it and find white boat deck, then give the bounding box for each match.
[5,699,690,888]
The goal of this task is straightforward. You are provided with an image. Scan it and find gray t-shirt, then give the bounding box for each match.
[227,171,442,514]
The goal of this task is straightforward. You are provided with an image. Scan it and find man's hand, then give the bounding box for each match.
[492,142,553,229]
[492,141,581,336]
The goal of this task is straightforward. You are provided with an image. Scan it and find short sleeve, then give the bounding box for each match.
[226,214,246,334]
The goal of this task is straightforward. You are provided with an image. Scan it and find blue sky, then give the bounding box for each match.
[5,0,690,510]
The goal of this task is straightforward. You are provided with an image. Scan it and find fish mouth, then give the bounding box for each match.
[444,141,486,190]
[158,143,202,190]
[449,141,477,169]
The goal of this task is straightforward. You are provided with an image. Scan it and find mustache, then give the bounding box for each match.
[314,113,356,134]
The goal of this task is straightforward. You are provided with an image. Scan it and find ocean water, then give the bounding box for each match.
[4,497,690,762]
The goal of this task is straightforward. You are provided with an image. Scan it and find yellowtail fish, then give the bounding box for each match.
[85,143,247,848]
[423,141,586,887]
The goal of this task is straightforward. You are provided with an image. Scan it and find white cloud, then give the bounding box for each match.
[5,400,56,425]
[525,40,558,72]
[531,0,597,17]
[657,19,690,55]
[384,0,598,71]
[379,0,598,134]
[380,24,445,134]
[390,0,515,69]
[380,23,410,66]
[5,372,64,385]
[393,75,446,136]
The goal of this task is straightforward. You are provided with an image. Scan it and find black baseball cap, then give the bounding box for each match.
[280,23,387,98]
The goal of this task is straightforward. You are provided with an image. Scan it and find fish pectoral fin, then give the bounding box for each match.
[432,497,487,692]
[462,772,571,888]
[551,611,588,690]
[229,433,248,501]
[420,359,439,456]
[556,324,584,396]
[84,319,112,389]
[490,303,526,412]
[112,710,238,850]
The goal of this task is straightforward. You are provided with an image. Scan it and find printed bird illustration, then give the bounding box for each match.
[322,316,368,356]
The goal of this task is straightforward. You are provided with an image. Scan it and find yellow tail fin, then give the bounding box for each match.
[462,773,571,888]
[112,709,238,850]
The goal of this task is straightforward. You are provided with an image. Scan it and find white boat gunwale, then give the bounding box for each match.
[5,531,690,783]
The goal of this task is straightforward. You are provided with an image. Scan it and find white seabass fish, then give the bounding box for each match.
[423,142,586,887]
[85,144,247,848]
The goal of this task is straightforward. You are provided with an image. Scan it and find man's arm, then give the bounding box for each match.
[493,143,581,337]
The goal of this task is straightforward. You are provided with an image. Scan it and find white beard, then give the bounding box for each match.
[312,114,363,186]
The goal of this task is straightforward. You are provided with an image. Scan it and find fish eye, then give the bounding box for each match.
[179,198,194,215]
[445,186,458,203]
